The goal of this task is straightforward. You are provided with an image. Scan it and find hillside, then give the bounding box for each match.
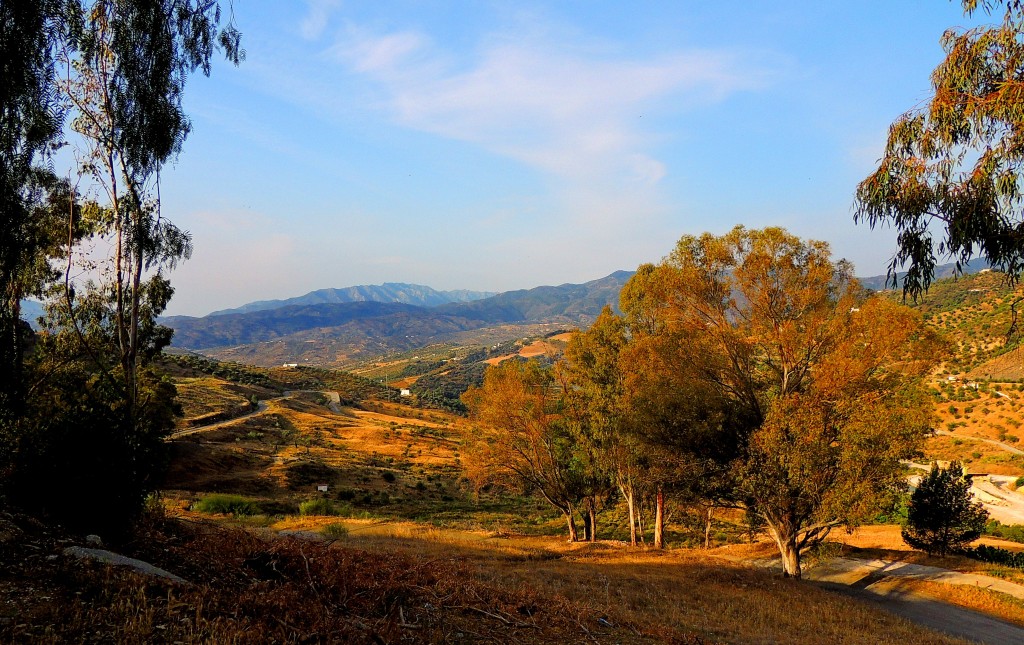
[860,257,991,291]
[208,282,496,316]
[105,365,1011,644]
[888,269,1022,374]
[163,272,632,366]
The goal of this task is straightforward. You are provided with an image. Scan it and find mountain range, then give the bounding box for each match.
[207,283,496,316]
[161,272,632,366]
[160,260,1003,367]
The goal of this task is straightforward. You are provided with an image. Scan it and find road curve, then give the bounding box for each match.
[168,389,343,439]
[169,399,272,439]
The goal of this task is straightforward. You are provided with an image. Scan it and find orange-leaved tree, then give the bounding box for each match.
[620,226,939,577]
[462,359,590,542]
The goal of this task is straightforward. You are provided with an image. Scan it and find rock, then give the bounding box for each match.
[63,546,188,585]
[85,534,103,547]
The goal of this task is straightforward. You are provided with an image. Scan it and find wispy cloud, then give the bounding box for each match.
[300,0,343,40]
[327,26,781,186]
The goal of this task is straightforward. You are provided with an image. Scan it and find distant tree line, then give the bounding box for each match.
[464,227,940,578]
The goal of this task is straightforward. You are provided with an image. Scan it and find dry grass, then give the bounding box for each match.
[158,376,1016,642]
[878,578,1024,628]
[2,512,682,644]
[824,525,1024,585]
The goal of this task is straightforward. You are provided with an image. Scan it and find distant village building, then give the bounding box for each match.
[400,389,411,397]
[316,484,329,493]
[283,363,298,368]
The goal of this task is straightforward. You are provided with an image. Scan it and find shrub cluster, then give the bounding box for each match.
[961,544,1024,570]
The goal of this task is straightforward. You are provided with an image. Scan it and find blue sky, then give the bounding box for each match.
[157,1,985,316]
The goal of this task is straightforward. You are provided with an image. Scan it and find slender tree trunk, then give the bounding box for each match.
[622,481,637,547]
[565,511,578,542]
[588,496,597,543]
[704,507,714,549]
[653,487,665,549]
[637,498,646,544]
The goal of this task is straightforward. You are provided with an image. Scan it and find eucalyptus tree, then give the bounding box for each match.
[856,0,1024,297]
[0,0,242,530]
[560,307,639,544]
[621,227,938,577]
[462,359,590,542]
[0,0,66,421]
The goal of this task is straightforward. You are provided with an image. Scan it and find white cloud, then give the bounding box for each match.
[329,28,779,186]
[301,0,343,40]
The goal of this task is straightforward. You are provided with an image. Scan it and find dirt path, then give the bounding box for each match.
[806,557,1024,644]
[170,400,272,439]
[169,389,345,439]
[730,552,1024,643]
[934,429,1024,456]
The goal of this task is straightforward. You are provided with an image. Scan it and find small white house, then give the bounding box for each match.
[400,389,411,397]
[283,363,298,368]
[316,484,329,493]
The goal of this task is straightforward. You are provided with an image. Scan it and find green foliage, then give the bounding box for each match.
[985,519,1024,544]
[194,494,261,516]
[855,1,1024,296]
[902,462,989,555]
[298,498,348,517]
[320,522,349,539]
[165,354,277,389]
[961,544,1024,569]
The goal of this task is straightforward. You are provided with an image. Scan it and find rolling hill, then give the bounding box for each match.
[163,272,633,366]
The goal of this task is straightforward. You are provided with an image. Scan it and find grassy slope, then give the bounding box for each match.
[150,368,989,642]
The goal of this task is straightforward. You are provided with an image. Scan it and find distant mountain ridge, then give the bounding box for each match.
[207,283,496,316]
[162,272,634,364]
[858,257,991,291]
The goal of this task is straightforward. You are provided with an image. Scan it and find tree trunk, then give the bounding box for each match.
[637,497,646,544]
[704,507,714,550]
[653,487,665,549]
[767,521,802,579]
[588,497,597,543]
[623,483,637,547]
[565,511,578,542]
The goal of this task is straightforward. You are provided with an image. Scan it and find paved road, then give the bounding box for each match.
[817,579,1024,645]
[807,557,1024,644]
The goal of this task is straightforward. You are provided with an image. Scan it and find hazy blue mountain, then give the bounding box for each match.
[207,283,496,316]
[859,257,991,291]
[164,272,634,353]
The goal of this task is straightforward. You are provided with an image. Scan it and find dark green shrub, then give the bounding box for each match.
[284,460,335,490]
[298,498,349,516]
[902,462,988,556]
[193,494,261,516]
[321,523,348,539]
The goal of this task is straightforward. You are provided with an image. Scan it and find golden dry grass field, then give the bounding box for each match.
[155,370,1024,642]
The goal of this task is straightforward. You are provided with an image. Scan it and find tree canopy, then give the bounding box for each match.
[902,461,989,556]
[855,0,1024,297]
